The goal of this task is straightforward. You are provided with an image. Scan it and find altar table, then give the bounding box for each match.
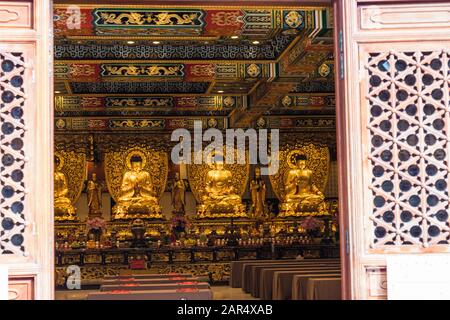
[100,282,210,292]
[87,288,213,300]
[104,273,193,279]
[101,277,201,285]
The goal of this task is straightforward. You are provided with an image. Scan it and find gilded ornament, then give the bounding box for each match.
[102,64,183,77]
[69,64,96,77]
[211,11,242,27]
[223,96,235,108]
[97,11,200,27]
[256,117,266,128]
[318,63,331,78]
[190,64,215,77]
[55,119,66,130]
[285,11,303,28]
[282,95,293,107]
[246,63,261,78]
[207,118,218,128]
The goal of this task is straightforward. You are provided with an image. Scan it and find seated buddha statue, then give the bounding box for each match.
[280,154,327,216]
[54,156,77,221]
[199,160,246,218]
[112,155,162,219]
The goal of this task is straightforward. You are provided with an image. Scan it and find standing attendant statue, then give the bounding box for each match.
[171,172,186,215]
[250,167,267,219]
[87,173,103,218]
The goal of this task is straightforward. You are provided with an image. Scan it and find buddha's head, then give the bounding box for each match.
[214,161,224,170]
[212,154,225,170]
[255,167,261,179]
[130,155,143,172]
[91,173,97,181]
[295,154,307,169]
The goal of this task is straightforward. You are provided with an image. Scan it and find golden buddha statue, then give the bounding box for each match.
[199,160,246,218]
[112,154,162,220]
[54,156,77,221]
[250,167,267,219]
[280,154,327,216]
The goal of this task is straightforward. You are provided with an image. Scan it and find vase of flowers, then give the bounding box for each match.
[299,216,324,243]
[86,217,106,242]
[170,215,189,241]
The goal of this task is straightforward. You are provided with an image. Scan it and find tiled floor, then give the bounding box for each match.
[55,286,257,300]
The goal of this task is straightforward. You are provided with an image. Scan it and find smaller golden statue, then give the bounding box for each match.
[54,155,77,222]
[198,160,246,218]
[112,154,162,220]
[171,172,186,214]
[86,173,103,218]
[250,167,267,219]
[280,154,327,217]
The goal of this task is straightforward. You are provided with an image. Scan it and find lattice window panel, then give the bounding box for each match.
[366,50,450,248]
[0,52,27,255]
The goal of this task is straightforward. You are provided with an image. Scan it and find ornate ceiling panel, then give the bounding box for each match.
[53,3,335,129]
[54,35,294,60]
[54,7,317,40]
[55,95,243,117]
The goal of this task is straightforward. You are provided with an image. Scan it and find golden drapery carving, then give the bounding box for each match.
[104,146,168,203]
[54,150,86,204]
[269,143,330,201]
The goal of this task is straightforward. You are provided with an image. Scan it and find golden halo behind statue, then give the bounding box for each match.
[286,150,310,169]
[54,150,86,204]
[125,149,147,169]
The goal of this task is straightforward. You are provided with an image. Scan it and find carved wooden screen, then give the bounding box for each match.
[0,1,53,299]
[365,48,450,248]
[336,0,450,299]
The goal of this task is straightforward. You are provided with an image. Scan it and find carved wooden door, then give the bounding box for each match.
[335,0,450,299]
[0,0,53,299]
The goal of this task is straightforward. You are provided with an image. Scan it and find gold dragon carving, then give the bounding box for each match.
[99,12,199,26]
[103,65,182,77]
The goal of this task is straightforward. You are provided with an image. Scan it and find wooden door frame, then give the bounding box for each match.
[0,0,54,299]
[332,0,350,300]
[334,0,450,299]
[48,0,344,299]
[5,0,338,299]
